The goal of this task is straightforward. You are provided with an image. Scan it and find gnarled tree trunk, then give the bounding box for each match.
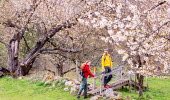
[133,54,145,97]
[5,21,76,78]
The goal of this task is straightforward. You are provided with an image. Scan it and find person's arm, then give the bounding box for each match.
[102,56,104,70]
[110,56,113,68]
[87,66,94,77]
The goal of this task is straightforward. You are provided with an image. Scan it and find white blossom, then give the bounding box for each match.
[108,30,114,35]
[78,18,84,24]
[122,54,129,61]
[117,49,126,54]
[94,11,100,16]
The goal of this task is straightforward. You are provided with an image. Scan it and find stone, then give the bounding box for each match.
[17,76,24,79]
[65,81,75,86]
[62,79,68,83]
[104,88,119,98]
[44,79,53,84]
[70,85,78,94]
[64,87,69,91]
[76,85,80,90]
[90,95,101,100]
[72,79,80,85]
[88,83,93,87]
[54,76,61,80]
[58,82,61,85]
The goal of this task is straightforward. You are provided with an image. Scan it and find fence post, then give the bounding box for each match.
[120,67,123,79]
[93,67,96,90]
[100,74,103,95]
[129,71,132,92]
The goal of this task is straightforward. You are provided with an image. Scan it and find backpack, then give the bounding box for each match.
[79,64,86,76]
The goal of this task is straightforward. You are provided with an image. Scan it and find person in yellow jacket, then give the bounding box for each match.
[102,49,113,88]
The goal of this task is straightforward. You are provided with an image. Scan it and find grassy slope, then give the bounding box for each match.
[0,77,84,100]
[121,77,170,100]
[0,76,170,100]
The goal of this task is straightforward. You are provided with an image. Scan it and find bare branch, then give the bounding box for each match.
[41,51,75,61]
[148,1,166,12]
[62,68,76,75]
[19,0,42,39]
[22,20,77,66]
[1,20,20,29]
[135,1,167,29]
[23,36,31,51]
[41,47,81,53]
[155,21,170,33]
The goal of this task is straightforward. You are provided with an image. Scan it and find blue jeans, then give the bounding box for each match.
[104,67,112,86]
[78,77,87,97]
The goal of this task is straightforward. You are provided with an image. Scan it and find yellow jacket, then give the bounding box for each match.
[102,54,112,70]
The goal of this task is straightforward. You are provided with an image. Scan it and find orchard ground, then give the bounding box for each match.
[0,76,170,100]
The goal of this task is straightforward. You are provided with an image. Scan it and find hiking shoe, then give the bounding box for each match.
[77,95,80,98]
[84,96,88,99]
[107,84,110,87]
[104,85,109,88]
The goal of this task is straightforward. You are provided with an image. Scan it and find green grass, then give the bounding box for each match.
[88,76,170,100]
[119,77,170,100]
[0,76,170,100]
[0,76,87,100]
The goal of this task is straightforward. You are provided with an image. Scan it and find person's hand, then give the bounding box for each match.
[102,70,105,72]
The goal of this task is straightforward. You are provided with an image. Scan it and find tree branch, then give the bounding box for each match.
[19,0,42,40]
[148,1,166,12]
[22,21,77,66]
[41,47,81,53]
[62,68,76,75]
[1,20,20,29]
[41,51,75,61]
[153,20,170,40]
[135,1,167,29]
[155,20,170,33]
[23,36,31,51]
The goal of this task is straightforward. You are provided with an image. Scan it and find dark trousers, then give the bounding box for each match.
[104,67,112,86]
[78,77,87,97]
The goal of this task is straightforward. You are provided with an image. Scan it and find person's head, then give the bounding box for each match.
[104,49,108,55]
[85,60,91,65]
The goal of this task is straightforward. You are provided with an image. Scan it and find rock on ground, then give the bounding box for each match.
[62,79,68,83]
[70,85,78,94]
[65,81,75,86]
[90,95,102,100]
[72,79,80,85]
[64,87,69,91]
[104,88,120,98]
[54,76,61,80]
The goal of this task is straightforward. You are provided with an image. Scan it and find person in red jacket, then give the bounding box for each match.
[77,61,95,99]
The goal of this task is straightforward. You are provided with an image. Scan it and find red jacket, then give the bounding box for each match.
[82,64,95,78]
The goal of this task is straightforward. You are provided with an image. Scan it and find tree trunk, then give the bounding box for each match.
[4,21,76,78]
[7,33,20,77]
[137,73,144,97]
[133,54,145,97]
[58,64,64,77]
